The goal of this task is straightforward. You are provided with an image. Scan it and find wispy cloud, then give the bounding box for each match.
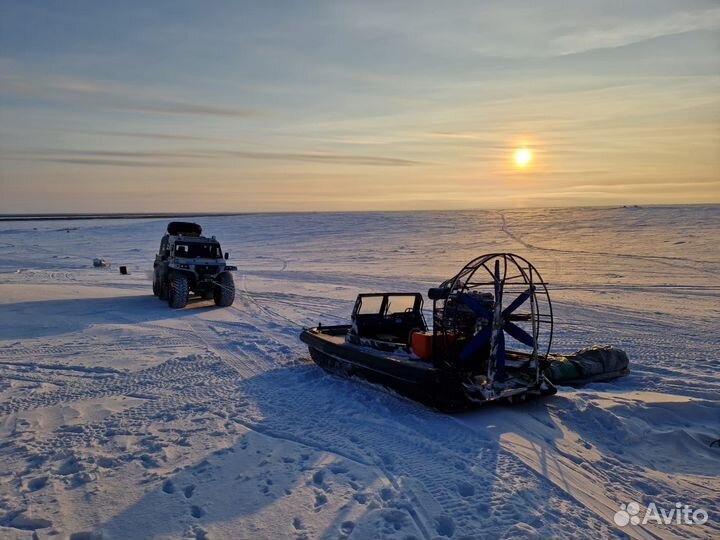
[0,69,263,118]
[37,158,188,168]
[5,148,423,168]
[83,131,233,143]
[551,7,720,55]
[225,150,422,167]
[36,149,214,159]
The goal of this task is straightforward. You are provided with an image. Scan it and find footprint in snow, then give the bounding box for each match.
[191,525,208,540]
[312,470,324,485]
[379,487,393,501]
[27,476,48,492]
[190,505,205,518]
[457,482,475,497]
[435,515,455,537]
[314,491,328,509]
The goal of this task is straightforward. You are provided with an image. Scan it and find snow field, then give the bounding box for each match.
[0,206,718,539]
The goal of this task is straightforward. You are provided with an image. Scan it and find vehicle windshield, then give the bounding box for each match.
[174,242,222,258]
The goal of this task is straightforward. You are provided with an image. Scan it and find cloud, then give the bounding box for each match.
[36,158,187,168]
[84,131,232,143]
[225,150,422,166]
[550,7,720,55]
[37,149,213,159]
[117,101,260,118]
[0,69,262,118]
[5,148,423,168]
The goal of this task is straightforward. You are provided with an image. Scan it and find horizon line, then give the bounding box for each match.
[1,202,718,222]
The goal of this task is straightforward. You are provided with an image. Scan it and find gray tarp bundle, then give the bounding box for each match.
[545,345,630,386]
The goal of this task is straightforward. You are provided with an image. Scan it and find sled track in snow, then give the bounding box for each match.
[498,211,720,278]
[238,274,308,328]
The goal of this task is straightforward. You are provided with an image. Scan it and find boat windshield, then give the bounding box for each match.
[386,295,417,315]
[357,296,384,315]
[356,294,419,316]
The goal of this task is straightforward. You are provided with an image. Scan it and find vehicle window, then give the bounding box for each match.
[175,243,221,258]
[357,296,383,315]
[386,295,417,315]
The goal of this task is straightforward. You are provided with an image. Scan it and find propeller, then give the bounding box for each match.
[457,261,536,379]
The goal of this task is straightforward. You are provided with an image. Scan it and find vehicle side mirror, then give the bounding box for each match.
[224,252,229,260]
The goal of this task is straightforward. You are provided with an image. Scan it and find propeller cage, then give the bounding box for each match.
[431,253,553,389]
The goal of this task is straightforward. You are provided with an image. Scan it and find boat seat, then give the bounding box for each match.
[353,313,385,337]
[354,312,426,343]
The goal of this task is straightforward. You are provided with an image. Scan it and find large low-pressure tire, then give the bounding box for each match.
[168,273,189,309]
[213,272,235,307]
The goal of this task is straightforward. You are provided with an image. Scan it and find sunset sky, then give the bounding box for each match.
[1,1,719,213]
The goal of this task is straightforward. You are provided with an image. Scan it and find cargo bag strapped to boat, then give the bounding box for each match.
[545,345,629,386]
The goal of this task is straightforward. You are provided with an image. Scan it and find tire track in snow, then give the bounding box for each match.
[0,336,190,360]
[0,354,233,417]
[181,317,273,379]
[4,357,251,484]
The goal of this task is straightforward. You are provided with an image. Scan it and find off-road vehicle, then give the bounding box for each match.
[152,222,236,309]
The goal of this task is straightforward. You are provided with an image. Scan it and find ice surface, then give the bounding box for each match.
[0,206,718,539]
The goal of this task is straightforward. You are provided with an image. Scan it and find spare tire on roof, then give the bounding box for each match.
[167,222,202,236]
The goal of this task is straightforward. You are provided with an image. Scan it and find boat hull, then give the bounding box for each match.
[301,326,470,409]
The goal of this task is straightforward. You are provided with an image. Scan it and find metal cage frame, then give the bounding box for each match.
[431,253,553,387]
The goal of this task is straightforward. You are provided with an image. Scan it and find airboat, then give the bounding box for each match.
[300,253,628,409]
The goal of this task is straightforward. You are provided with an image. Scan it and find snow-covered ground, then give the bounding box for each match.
[0,206,718,540]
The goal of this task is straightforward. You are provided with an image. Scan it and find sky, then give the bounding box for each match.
[1,1,719,213]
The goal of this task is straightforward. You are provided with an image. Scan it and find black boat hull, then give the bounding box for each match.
[301,326,473,409]
[300,326,557,409]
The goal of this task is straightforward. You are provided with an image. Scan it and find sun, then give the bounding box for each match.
[514,148,533,168]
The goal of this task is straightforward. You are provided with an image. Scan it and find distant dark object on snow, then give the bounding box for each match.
[119,266,128,275]
[167,221,202,236]
[92,258,109,268]
[622,205,642,209]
